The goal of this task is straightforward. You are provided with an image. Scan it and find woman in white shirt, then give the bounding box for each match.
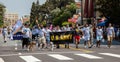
[106,23,115,48]
[96,26,103,48]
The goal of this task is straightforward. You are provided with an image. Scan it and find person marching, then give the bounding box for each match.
[43,26,51,48]
[106,23,115,48]
[96,26,103,48]
[74,25,82,48]
[37,24,46,50]
[22,23,32,51]
[82,24,91,48]
[2,26,8,43]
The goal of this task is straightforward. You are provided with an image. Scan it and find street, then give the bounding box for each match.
[0,34,120,62]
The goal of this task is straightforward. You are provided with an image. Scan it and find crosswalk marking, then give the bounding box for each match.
[75,54,103,59]
[1,53,120,62]
[99,53,120,58]
[19,55,41,62]
[48,54,73,60]
[0,58,4,62]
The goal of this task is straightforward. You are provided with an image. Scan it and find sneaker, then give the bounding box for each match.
[4,41,7,43]
[88,47,92,48]
[51,48,53,51]
[27,48,29,51]
[84,46,87,48]
[41,48,44,51]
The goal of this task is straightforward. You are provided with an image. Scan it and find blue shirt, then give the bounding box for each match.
[96,28,103,36]
[32,28,39,35]
[82,27,90,37]
[22,27,31,38]
[38,29,44,37]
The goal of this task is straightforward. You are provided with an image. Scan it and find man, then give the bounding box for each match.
[2,26,8,43]
[37,24,46,50]
[22,23,32,51]
[43,26,51,48]
[106,23,115,48]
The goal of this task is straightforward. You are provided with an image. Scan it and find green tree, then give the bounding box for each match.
[53,3,77,26]
[96,0,120,24]
[30,0,76,26]
[0,3,5,27]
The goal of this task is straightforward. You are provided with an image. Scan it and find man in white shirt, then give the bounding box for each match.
[2,26,8,43]
[37,25,46,50]
[22,23,32,51]
[43,26,51,48]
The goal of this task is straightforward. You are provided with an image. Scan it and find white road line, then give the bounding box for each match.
[19,55,41,62]
[0,58,4,62]
[99,53,120,58]
[0,51,82,57]
[48,54,73,60]
[75,54,103,59]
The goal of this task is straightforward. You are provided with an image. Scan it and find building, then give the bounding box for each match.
[4,12,18,26]
[22,15,30,23]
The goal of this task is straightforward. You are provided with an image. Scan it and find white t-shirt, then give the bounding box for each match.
[82,27,90,37]
[22,27,31,38]
[96,28,103,36]
[43,29,51,37]
[2,28,8,35]
[107,27,114,35]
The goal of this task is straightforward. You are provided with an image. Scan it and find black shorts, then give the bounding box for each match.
[22,38,30,45]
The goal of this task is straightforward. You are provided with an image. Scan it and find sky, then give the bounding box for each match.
[0,0,46,18]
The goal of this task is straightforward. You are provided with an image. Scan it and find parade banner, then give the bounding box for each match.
[50,31,74,44]
[13,32,23,40]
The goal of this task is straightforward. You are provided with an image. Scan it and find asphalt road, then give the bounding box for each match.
[0,34,120,62]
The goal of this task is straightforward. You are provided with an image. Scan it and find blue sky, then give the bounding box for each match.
[0,0,46,18]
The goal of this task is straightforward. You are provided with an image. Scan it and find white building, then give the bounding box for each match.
[4,11,18,26]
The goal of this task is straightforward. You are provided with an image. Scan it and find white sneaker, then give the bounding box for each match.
[41,48,44,51]
[27,48,29,51]
[84,46,87,48]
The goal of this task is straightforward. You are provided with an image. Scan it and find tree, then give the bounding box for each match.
[52,3,77,26]
[0,3,5,27]
[30,0,76,26]
[96,0,120,24]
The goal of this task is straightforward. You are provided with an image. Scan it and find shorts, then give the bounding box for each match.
[38,36,46,44]
[96,36,103,41]
[46,37,50,44]
[22,38,30,46]
[74,35,80,41]
[84,36,90,41]
[107,35,113,41]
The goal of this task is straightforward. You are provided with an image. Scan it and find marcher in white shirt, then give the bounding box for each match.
[22,23,32,51]
[2,26,8,43]
[82,24,91,48]
[106,23,115,48]
[43,26,51,48]
[96,26,103,48]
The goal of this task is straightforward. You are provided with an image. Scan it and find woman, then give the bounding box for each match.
[96,26,103,48]
[106,23,115,48]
